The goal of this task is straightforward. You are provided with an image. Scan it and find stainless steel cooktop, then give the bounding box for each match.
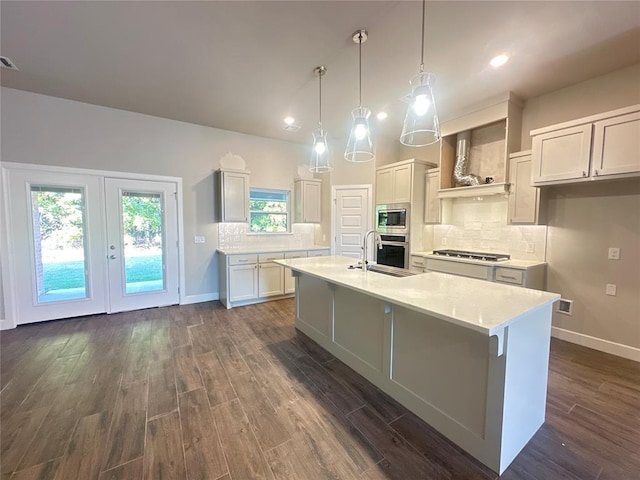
[432,249,510,262]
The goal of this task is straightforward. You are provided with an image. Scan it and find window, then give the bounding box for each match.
[249,188,290,233]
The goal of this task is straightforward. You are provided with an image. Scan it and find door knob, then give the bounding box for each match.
[109,255,117,260]
[110,245,116,250]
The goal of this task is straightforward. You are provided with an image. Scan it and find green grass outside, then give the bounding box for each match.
[43,255,162,291]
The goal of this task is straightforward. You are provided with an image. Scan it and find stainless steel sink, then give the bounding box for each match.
[348,263,415,278]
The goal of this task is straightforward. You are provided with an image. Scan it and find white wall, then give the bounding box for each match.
[0,87,309,310]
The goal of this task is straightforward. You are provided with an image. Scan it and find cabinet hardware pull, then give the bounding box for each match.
[594,170,599,176]
[582,171,587,177]
[500,275,518,280]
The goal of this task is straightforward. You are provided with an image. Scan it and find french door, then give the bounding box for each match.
[5,168,179,324]
[104,178,179,313]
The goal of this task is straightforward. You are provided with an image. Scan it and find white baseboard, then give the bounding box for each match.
[551,326,640,362]
[180,292,219,306]
[0,318,16,331]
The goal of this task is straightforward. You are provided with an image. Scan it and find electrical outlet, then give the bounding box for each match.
[194,236,205,244]
[606,284,617,296]
[525,242,535,253]
[608,247,620,260]
[441,238,447,246]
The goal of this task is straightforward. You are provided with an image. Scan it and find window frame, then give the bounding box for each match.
[248,187,291,234]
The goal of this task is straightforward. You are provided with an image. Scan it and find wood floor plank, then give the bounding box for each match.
[347,406,450,479]
[9,459,61,480]
[19,374,69,414]
[211,333,250,377]
[243,350,298,408]
[323,358,408,423]
[172,345,203,394]
[144,411,187,480]
[16,407,78,471]
[149,325,173,363]
[294,355,364,415]
[266,438,342,480]
[56,411,111,480]
[101,380,148,471]
[229,372,291,451]
[98,457,143,480]
[188,323,223,356]
[168,319,191,349]
[0,407,50,475]
[179,388,228,480]
[194,351,237,407]
[390,411,497,480]
[148,359,178,419]
[211,399,273,480]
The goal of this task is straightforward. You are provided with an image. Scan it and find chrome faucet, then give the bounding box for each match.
[361,229,383,270]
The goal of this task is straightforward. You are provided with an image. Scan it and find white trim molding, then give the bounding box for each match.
[551,326,640,362]
[181,292,219,305]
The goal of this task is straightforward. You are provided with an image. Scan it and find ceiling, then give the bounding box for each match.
[1,1,639,146]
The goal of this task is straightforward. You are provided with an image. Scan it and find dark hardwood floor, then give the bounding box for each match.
[1,299,639,479]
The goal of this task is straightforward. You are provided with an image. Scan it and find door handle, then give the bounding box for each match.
[109,255,117,260]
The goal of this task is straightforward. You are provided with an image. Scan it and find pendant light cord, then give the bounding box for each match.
[420,0,425,73]
[318,70,322,128]
[358,32,363,107]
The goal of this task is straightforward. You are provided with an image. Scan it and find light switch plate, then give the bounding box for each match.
[525,242,535,253]
[194,236,205,244]
[606,284,617,296]
[608,247,620,260]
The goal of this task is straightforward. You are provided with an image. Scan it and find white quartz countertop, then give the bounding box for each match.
[411,251,546,269]
[276,256,559,336]
[217,246,330,255]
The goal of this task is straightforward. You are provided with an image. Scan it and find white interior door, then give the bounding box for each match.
[332,185,372,260]
[5,169,108,324]
[104,178,179,313]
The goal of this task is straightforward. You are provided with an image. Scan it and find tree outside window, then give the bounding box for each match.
[249,189,289,233]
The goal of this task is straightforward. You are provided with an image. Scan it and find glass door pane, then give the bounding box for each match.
[121,191,165,294]
[30,185,88,303]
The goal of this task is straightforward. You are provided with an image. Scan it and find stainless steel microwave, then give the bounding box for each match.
[375,203,410,234]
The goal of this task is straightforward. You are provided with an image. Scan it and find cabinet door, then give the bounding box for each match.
[229,264,258,302]
[303,181,321,223]
[375,168,394,204]
[424,170,441,224]
[393,164,413,203]
[592,111,640,178]
[531,124,592,184]
[222,172,249,222]
[508,155,540,224]
[258,263,284,297]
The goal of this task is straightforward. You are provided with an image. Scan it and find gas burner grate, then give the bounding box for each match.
[432,249,510,262]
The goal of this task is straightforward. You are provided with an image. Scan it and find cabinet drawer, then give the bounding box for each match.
[495,268,524,285]
[285,251,308,259]
[426,259,492,281]
[410,255,427,268]
[307,249,330,257]
[258,253,284,263]
[228,254,257,266]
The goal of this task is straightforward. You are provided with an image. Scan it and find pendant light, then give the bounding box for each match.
[345,29,375,163]
[399,0,440,147]
[309,66,332,173]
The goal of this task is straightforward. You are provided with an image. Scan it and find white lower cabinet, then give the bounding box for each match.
[258,262,284,297]
[228,264,258,302]
[220,248,330,308]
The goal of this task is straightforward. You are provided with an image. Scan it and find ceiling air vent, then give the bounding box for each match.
[0,56,19,70]
[557,298,573,316]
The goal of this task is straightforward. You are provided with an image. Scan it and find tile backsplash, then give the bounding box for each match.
[218,223,318,250]
[424,196,547,261]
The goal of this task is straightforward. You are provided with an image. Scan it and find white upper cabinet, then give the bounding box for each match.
[531,105,640,186]
[294,178,321,223]
[424,169,441,224]
[375,159,435,205]
[215,168,249,222]
[591,110,640,178]
[508,151,543,225]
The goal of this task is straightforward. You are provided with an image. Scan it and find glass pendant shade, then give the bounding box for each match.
[310,127,332,173]
[400,72,440,147]
[345,106,374,163]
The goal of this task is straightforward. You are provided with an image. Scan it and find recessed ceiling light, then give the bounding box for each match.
[490,54,510,68]
[283,116,295,125]
[376,112,388,120]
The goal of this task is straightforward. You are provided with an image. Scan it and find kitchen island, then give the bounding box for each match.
[275,256,559,475]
